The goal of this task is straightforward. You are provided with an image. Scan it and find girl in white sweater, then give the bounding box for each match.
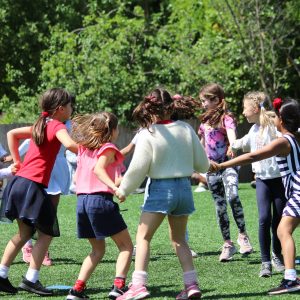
[115,89,209,300]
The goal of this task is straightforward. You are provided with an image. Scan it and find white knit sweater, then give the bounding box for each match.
[118,120,209,196]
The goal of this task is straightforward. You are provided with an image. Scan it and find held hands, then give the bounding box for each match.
[208,160,222,173]
[10,162,21,175]
[114,188,126,203]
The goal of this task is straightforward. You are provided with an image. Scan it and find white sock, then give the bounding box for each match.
[26,268,39,283]
[0,265,9,279]
[183,270,198,286]
[132,271,147,286]
[24,240,33,247]
[284,269,297,281]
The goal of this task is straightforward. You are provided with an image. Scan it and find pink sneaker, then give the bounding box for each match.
[42,251,52,266]
[176,283,201,300]
[116,284,150,300]
[22,245,32,264]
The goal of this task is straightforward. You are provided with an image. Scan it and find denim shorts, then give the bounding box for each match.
[142,177,195,216]
[77,193,127,240]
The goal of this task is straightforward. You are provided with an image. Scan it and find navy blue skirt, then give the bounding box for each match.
[1,176,60,237]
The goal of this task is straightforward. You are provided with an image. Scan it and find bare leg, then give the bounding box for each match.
[111,229,133,277]
[77,238,105,282]
[277,216,300,270]
[168,215,194,272]
[135,212,165,271]
[29,231,52,270]
[1,219,32,267]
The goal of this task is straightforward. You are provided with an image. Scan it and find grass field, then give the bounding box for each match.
[0,183,299,299]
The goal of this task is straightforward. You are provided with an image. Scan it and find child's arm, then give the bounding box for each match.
[0,162,19,179]
[94,149,118,192]
[231,134,251,153]
[56,129,78,154]
[7,126,32,163]
[226,128,237,158]
[218,136,290,170]
[120,142,135,156]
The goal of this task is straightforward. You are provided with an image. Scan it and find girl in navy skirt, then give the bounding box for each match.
[0,88,77,296]
[210,98,300,295]
[66,112,133,300]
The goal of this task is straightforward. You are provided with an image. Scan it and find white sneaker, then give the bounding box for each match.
[194,186,207,193]
[190,249,198,258]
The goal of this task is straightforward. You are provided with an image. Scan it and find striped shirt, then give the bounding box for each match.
[276,134,300,217]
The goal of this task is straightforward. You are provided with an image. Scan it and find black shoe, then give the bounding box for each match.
[66,288,89,299]
[268,278,300,295]
[0,276,18,294]
[19,277,53,296]
[108,285,128,299]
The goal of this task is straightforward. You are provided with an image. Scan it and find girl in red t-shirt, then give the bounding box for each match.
[0,88,77,296]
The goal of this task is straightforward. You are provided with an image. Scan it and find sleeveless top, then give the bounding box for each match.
[276,134,300,217]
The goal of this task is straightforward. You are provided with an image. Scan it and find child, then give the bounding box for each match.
[66,112,133,300]
[210,97,300,295]
[20,129,72,266]
[231,92,286,277]
[198,83,253,262]
[0,88,77,296]
[115,88,209,300]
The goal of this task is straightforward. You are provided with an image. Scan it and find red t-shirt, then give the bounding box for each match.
[17,119,66,187]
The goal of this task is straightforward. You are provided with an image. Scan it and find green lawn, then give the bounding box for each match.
[0,183,299,299]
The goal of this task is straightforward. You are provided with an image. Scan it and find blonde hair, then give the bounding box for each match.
[243,91,276,138]
[71,112,118,150]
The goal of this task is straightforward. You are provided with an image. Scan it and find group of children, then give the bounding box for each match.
[0,84,298,300]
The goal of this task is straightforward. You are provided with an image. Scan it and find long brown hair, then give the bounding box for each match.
[199,83,236,127]
[32,88,75,145]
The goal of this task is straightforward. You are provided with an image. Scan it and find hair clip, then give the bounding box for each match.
[41,111,49,117]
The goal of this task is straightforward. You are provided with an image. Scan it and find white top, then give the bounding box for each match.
[232,124,281,179]
[118,120,209,196]
[0,166,12,179]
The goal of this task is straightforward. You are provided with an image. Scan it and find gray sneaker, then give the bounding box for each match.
[272,252,285,272]
[259,262,272,277]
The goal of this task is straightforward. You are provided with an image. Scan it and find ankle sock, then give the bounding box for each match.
[114,277,125,289]
[25,268,39,283]
[24,240,33,247]
[284,269,297,281]
[74,279,86,292]
[132,271,147,286]
[0,264,9,279]
[183,270,198,286]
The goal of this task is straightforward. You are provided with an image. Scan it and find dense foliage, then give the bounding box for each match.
[0,0,299,124]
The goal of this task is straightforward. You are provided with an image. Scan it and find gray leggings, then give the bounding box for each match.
[207,167,246,241]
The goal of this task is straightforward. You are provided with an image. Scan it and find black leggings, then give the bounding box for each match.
[256,177,286,262]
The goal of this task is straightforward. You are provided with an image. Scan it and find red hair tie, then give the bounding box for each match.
[273,98,282,111]
[41,111,49,117]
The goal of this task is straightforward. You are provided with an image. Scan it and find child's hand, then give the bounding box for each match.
[208,161,220,173]
[226,146,236,158]
[10,162,20,175]
[115,188,126,203]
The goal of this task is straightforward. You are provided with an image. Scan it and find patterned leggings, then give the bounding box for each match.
[207,167,246,241]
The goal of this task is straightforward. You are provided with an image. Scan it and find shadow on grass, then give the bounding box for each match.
[204,291,268,299]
